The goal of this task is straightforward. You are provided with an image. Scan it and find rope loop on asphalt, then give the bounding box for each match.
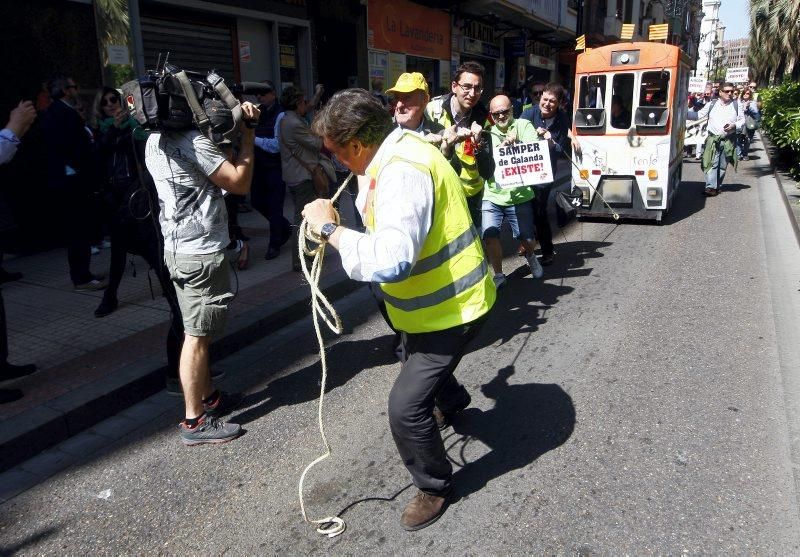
[296,173,354,539]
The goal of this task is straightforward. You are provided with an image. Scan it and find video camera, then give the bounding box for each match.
[121,62,272,145]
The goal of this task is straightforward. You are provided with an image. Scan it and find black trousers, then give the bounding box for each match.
[531,184,554,257]
[102,215,183,380]
[251,166,291,249]
[387,315,487,494]
[55,178,94,285]
[466,193,482,230]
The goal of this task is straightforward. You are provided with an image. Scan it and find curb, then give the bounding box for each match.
[0,269,361,473]
[760,131,800,249]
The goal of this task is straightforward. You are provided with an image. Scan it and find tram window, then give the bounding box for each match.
[640,71,670,106]
[610,73,633,129]
[579,75,607,108]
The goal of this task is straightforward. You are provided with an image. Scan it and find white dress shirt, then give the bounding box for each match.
[697,98,744,136]
[337,128,434,283]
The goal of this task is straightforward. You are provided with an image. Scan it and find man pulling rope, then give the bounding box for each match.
[301,89,496,532]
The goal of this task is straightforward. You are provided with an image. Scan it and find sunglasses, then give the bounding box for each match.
[101,96,119,107]
[721,89,734,94]
[491,108,511,117]
[532,90,544,96]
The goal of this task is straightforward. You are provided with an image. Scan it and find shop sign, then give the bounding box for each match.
[463,37,500,59]
[528,40,553,58]
[505,36,526,58]
[368,0,451,60]
[280,44,296,68]
[462,20,495,44]
[528,54,554,70]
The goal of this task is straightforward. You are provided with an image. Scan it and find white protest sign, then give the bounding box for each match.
[725,67,749,83]
[493,140,553,188]
[688,77,707,93]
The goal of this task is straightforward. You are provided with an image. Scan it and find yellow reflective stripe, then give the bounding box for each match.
[382,259,489,312]
[410,225,480,277]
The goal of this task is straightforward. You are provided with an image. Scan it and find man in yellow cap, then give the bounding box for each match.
[386,72,432,134]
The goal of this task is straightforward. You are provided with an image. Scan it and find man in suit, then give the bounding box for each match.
[41,75,106,290]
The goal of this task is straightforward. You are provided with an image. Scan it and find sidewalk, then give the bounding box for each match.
[0,194,363,472]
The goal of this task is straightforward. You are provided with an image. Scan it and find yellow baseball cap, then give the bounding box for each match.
[386,72,429,96]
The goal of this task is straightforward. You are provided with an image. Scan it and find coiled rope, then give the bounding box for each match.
[296,172,355,538]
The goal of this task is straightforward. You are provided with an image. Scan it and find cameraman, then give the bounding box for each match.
[145,98,260,446]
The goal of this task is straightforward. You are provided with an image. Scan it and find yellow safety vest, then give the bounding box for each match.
[425,97,485,198]
[365,131,495,334]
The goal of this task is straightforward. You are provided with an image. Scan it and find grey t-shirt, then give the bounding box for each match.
[145,130,228,254]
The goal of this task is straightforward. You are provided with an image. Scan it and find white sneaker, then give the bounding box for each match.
[493,273,507,288]
[90,246,100,255]
[527,254,544,279]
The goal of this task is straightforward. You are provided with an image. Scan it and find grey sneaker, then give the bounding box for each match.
[527,253,544,279]
[179,415,242,446]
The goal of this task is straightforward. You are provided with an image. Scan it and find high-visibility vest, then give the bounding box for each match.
[365,131,495,333]
[425,96,485,198]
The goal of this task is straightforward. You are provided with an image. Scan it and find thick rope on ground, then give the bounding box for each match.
[296,173,354,538]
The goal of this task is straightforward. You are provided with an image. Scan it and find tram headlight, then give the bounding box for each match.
[646,186,662,201]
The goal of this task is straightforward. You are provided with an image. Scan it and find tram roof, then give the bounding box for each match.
[576,42,689,74]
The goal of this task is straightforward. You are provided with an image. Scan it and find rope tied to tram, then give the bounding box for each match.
[295,173,356,539]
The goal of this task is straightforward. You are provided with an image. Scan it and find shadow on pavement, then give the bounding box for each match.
[0,525,64,556]
[447,365,575,499]
[228,333,396,426]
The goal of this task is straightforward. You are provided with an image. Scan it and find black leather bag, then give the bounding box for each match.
[555,187,583,227]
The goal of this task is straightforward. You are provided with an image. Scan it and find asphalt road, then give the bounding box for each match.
[2,148,800,554]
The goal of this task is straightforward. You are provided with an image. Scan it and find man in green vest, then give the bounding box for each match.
[303,89,496,531]
[424,61,494,229]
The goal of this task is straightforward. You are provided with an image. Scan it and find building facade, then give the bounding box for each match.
[722,38,749,72]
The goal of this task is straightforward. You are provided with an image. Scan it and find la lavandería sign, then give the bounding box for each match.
[493,140,554,188]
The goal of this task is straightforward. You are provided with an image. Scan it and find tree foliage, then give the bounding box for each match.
[760,81,800,179]
[749,0,800,84]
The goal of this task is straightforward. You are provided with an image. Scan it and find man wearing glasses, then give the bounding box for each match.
[483,95,544,288]
[424,61,494,227]
[695,82,744,196]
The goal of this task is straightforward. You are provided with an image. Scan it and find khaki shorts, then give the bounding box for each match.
[164,250,233,337]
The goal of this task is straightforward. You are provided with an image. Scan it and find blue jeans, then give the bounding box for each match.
[705,141,728,191]
[481,200,535,240]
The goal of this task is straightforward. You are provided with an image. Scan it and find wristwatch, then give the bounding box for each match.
[319,222,338,240]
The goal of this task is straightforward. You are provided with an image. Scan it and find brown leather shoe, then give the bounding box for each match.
[400,490,449,531]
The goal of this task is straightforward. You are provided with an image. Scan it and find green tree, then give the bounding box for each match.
[749,0,800,84]
[93,0,134,86]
